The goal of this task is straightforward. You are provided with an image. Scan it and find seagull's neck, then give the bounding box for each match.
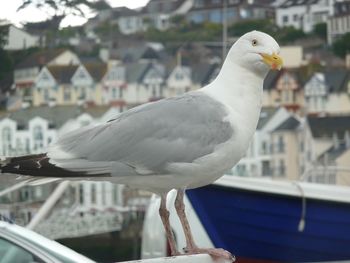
[200,60,265,139]
[201,60,264,113]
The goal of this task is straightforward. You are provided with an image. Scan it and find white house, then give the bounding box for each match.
[231,107,291,177]
[166,65,192,97]
[124,62,165,105]
[327,1,350,44]
[2,24,40,50]
[0,105,127,231]
[276,0,334,33]
[14,49,81,108]
[304,69,350,114]
[299,115,350,185]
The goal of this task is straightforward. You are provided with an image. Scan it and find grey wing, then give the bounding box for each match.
[47,92,233,176]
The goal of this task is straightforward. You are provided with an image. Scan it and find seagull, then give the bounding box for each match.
[1,31,282,261]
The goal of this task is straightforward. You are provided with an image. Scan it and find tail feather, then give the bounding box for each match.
[0,153,89,177]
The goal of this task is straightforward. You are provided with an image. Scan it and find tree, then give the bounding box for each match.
[228,19,278,38]
[332,33,350,57]
[277,26,306,44]
[0,24,8,49]
[313,23,327,41]
[17,0,109,19]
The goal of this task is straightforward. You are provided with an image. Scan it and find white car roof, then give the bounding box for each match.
[0,221,96,263]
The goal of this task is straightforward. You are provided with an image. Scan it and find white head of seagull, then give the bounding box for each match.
[203,31,282,112]
[224,30,283,77]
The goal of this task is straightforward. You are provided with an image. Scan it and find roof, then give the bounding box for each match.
[334,1,350,16]
[126,63,151,83]
[257,107,278,130]
[279,0,319,8]
[324,68,350,93]
[308,115,350,139]
[114,46,160,63]
[318,144,348,162]
[16,49,67,69]
[47,65,79,84]
[263,68,309,90]
[1,105,110,129]
[1,105,82,129]
[263,70,281,90]
[141,0,186,14]
[274,116,300,131]
[84,63,108,81]
[92,0,111,10]
[192,63,219,85]
[112,6,138,17]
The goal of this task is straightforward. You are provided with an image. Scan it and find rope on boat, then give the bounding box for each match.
[292,181,306,232]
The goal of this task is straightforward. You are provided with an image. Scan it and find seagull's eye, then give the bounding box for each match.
[252,39,258,46]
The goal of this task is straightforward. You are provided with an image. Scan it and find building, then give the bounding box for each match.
[124,62,166,105]
[270,116,300,180]
[0,104,151,239]
[232,107,291,177]
[187,0,274,24]
[276,0,334,33]
[140,0,193,31]
[263,68,306,114]
[166,65,192,97]
[327,0,350,44]
[300,115,350,185]
[14,49,80,107]
[304,68,350,114]
[1,24,40,50]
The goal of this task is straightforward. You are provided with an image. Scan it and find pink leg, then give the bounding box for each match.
[175,189,235,262]
[159,194,180,256]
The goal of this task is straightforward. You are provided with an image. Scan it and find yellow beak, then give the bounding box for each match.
[260,53,283,70]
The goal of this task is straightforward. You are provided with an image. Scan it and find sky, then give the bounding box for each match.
[0,0,149,28]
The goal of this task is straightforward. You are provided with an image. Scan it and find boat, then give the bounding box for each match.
[141,175,350,262]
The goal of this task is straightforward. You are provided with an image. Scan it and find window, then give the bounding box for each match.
[175,72,183,81]
[112,87,117,99]
[279,160,285,176]
[64,87,71,102]
[80,87,86,100]
[261,141,267,154]
[293,14,298,21]
[102,183,106,205]
[0,237,44,263]
[282,15,289,23]
[209,10,221,23]
[113,186,119,205]
[236,164,247,176]
[41,71,50,81]
[79,184,84,204]
[277,135,285,153]
[44,89,49,101]
[91,184,97,204]
[262,161,271,176]
[2,127,12,156]
[152,86,157,97]
[194,0,204,8]
[191,13,204,23]
[25,138,30,153]
[33,126,43,150]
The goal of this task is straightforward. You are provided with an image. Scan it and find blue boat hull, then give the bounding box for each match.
[187,184,350,262]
